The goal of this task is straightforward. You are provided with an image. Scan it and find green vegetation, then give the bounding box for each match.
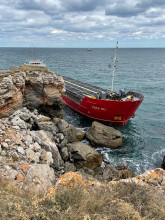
[0,178,165,220]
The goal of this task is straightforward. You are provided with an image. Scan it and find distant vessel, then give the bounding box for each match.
[87,49,92,51]
[62,42,144,126]
[25,59,46,67]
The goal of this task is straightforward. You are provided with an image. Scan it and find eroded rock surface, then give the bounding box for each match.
[0,65,65,119]
[67,142,103,170]
[86,121,122,149]
[0,107,104,192]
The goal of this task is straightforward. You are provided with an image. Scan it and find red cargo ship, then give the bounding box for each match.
[62,77,144,126]
[62,42,144,125]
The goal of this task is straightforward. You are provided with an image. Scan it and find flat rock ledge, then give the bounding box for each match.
[86,121,122,149]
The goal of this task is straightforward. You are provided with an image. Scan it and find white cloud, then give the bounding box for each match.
[0,0,164,47]
[51,29,67,34]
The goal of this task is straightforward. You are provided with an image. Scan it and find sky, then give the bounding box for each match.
[0,0,165,48]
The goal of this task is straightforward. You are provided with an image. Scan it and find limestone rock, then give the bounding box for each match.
[30,130,64,169]
[2,142,9,150]
[64,162,77,173]
[118,168,165,189]
[0,73,23,118]
[0,65,65,119]
[60,147,69,161]
[103,164,120,182]
[16,172,26,183]
[26,149,38,162]
[37,121,58,133]
[67,142,102,170]
[17,146,25,155]
[11,116,27,129]
[119,169,135,179]
[20,162,29,174]
[26,164,55,192]
[57,119,69,132]
[57,119,77,143]
[86,121,122,149]
[75,130,85,141]
[35,115,51,123]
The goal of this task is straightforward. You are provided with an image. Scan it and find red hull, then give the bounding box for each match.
[63,94,144,126]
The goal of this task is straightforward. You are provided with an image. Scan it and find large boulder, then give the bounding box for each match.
[86,121,122,149]
[67,142,102,170]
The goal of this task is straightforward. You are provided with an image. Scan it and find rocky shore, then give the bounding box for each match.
[0,65,165,194]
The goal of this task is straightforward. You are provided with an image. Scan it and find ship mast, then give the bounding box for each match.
[111,41,118,92]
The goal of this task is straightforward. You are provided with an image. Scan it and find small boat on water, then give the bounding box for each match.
[63,43,144,125]
[25,59,46,67]
[87,48,92,51]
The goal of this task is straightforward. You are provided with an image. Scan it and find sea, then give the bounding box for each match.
[0,47,165,174]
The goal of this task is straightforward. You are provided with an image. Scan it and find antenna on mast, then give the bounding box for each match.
[109,41,118,92]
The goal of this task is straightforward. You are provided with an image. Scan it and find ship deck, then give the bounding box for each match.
[63,76,144,103]
[63,76,108,100]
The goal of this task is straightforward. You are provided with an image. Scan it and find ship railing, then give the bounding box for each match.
[126,91,144,100]
[66,88,84,103]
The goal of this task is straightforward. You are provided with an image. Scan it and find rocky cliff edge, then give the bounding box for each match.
[0,65,65,118]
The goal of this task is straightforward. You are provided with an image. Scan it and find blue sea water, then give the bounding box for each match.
[0,47,165,174]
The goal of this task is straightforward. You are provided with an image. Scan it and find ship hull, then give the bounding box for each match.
[63,95,143,126]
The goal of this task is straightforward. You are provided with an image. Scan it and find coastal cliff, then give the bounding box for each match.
[0,65,65,118]
[0,66,165,220]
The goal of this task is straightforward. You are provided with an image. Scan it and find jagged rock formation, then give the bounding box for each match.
[0,108,104,192]
[86,121,122,148]
[0,65,65,119]
[2,65,163,195]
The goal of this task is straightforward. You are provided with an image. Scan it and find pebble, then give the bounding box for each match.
[12,125,20,130]
[1,125,5,130]
[26,135,33,144]
[35,152,40,163]
[12,152,19,160]
[33,142,41,151]
[26,149,38,162]
[58,133,64,141]
[2,142,9,149]
[17,147,25,155]
[47,152,53,165]
[0,131,5,135]
[5,139,11,143]
[1,150,7,156]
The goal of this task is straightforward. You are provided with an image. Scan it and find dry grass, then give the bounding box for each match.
[0,178,165,220]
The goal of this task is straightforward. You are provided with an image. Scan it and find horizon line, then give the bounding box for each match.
[0,46,165,49]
